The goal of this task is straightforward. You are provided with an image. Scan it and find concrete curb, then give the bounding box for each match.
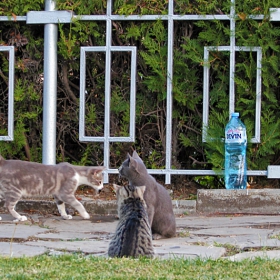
[197,189,280,214]
[1,189,279,217]
[0,197,197,216]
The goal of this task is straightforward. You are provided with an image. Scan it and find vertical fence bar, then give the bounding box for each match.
[202,47,210,142]
[7,47,14,141]
[255,48,262,143]
[103,0,113,183]
[79,47,86,139]
[164,0,174,184]
[42,0,58,165]
[229,0,236,116]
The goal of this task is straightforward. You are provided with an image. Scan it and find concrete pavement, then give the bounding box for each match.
[2,189,280,260]
[1,211,280,261]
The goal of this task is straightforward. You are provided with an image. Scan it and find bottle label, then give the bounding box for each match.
[225,129,246,143]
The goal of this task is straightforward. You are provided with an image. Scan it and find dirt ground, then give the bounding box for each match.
[76,176,280,202]
[76,174,200,201]
[76,183,198,201]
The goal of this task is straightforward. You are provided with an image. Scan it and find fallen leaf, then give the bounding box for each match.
[238,12,247,21]
[12,13,17,21]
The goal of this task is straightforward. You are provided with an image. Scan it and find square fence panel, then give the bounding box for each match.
[203,46,262,144]
[79,46,137,143]
[0,46,14,141]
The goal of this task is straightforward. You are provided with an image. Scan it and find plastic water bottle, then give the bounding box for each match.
[224,112,247,189]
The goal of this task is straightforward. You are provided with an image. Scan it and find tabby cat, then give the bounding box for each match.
[0,155,105,222]
[108,184,154,258]
[118,151,176,239]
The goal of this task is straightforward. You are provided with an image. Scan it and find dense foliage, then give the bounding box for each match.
[0,0,280,188]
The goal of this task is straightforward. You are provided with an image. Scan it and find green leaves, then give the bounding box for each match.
[249,111,280,169]
[2,0,280,187]
[0,0,44,16]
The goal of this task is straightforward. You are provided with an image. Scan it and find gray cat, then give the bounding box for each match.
[108,184,154,258]
[0,155,105,222]
[118,151,176,239]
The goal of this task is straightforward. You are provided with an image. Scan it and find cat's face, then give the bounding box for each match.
[86,168,105,191]
[118,151,146,180]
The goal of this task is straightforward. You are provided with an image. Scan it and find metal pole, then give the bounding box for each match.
[42,0,57,164]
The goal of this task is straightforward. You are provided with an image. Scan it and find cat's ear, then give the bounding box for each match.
[94,166,106,173]
[136,185,146,197]
[126,152,132,163]
[136,185,146,206]
[90,167,105,179]
[112,184,122,193]
[129,156,139,172]
[132,150,141,159]
[132,150,143,164]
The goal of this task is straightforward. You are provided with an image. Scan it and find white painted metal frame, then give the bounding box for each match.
[203,46,262,143]
[1,1,280,182]
[79,46,136,143]
[79,46,137,182]
[0,46,14,141]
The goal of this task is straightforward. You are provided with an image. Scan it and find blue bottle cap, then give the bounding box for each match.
[231,112,239,117]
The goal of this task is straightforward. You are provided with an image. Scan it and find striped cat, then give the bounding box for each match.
[108,184,154,258]
[0,155,105,222]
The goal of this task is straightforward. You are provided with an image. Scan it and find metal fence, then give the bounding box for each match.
[1,1,280,183]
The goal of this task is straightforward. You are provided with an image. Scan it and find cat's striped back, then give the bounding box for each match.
[108,184,154,258]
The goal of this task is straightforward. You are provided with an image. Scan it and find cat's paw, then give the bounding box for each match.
[152,233,163,240]
[0,216,2,220]
[13,216,28,222]
[82,213,90,219]
[62,214,73,220]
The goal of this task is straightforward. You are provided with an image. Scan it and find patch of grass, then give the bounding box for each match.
[67,238,88,242]
[0,254,280,279]
[214,242,242,256]
[187,194,197,200]
[270,234,280,240]
[177,230,190,237]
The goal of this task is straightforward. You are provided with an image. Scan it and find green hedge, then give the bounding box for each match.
[0,0,280,187]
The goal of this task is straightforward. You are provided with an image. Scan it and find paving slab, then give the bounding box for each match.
[0,223,52,239]
[34,230,112,241]
[42,216,118,234]
[184,234,280,249]
[0,242,48,257]
[1,211,280,260]
[154,244,226,260]
[25,240,110,256]
[226,250,280,261]
[189,227,273,237]
[176,215,280,229]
